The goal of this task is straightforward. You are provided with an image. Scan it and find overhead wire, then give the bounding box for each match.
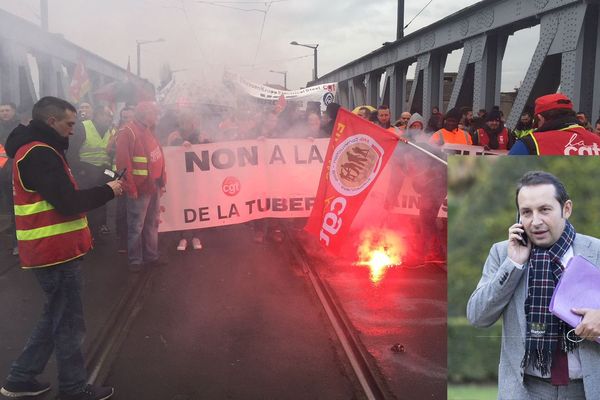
[404,0,435,30]
[252,1,272,64]
[176,0,209,82]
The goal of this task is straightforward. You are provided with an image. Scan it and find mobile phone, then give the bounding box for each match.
[515,211,528,246]
[103,168,126,180]
[116,168,127,180]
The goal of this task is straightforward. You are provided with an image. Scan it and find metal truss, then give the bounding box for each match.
[311,0,600,128]
[0,8,151,107]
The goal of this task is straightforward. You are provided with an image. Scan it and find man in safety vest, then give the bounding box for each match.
[77,106,116,236]
[1,96,121,400]
[509,93,600,155]
[115,102,166,272]
[429,108,473,146]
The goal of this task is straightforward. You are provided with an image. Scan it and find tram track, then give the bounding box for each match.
[285,229,394,400]
[84,265,158,385]
[82,228,393,399]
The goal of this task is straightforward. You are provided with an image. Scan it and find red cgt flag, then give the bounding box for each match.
[305,108,399,254]
[69,58,92,103]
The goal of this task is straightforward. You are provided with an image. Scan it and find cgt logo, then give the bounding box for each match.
[222,176,241,196]
[319,196,347,246]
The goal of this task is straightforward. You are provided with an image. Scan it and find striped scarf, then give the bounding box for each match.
[521,220,579,375]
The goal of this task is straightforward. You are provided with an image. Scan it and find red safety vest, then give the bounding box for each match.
[475,127,510,150]
[13,141,92,268]
[117,122,166,196]
[530,125,600,155]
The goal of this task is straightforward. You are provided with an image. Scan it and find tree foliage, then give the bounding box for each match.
[448,156,600,317]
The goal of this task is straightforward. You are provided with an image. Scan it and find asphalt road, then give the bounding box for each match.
[0,214,445,400]
[104,225,359,400]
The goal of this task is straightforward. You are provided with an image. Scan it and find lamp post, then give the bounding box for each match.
[269,70,288,90]
[136,38,165,77]
[290,41,318,81]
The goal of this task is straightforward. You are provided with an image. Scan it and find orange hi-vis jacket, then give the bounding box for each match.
[0,143,8,168]
[13,141,92,268]
[429,128,472,146]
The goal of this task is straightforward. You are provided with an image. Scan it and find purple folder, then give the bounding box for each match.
[549,255,600,343]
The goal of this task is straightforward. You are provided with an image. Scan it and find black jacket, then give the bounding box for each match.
[5,120,114,216]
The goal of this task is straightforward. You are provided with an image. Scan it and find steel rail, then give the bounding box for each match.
[285,231,392,400]
[84,267,157,384]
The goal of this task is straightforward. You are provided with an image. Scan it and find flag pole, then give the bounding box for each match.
[398,138,448,165]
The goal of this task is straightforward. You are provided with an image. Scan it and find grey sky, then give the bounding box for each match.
[1,0,538,92]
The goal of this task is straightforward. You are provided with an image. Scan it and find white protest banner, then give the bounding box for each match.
[159,138,329,232]
[224,72,337,111]
[159,138,446,232]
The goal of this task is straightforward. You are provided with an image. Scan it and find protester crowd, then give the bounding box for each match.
[2,88,600,399]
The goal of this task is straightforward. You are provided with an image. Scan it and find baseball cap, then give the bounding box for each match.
[534,93,573,115]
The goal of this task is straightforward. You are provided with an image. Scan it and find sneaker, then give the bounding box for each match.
[59,384,114,400]
[117,246,127,254]
[99,225,110,235]
[177,238,188,251]
[1,379,51,397]
[191,237,202,250]
[12,246,19,256]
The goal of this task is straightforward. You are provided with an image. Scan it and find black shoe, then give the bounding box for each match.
[1,379,51,397]
[59,384,114,400]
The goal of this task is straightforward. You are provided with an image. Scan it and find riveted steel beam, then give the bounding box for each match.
[388,64,407,120]
[365,72,381,107]
[0,8,151,104]
[505,3,587,128]
[311,0,584,86]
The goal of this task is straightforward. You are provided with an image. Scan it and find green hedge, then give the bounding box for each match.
[448,317,502,383]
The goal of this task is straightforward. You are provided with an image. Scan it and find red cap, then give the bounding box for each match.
[534,93,573,115]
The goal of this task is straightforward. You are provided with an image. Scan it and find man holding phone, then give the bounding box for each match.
[1,97,120,399]
[467,171,600,399]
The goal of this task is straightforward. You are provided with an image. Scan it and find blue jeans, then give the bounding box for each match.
[7,259,87,395]
[127,192,160,265]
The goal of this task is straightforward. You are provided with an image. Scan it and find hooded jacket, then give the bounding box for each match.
[5,120,114,216]
[404,113,427,142]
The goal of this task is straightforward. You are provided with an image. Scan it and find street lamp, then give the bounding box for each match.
[136,38,165,77]
[269,70,288,90]
[290,41,318,81]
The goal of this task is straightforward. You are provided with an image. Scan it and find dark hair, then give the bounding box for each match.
[540,108,576,121]
[377,105,390,111]
[120,106,135,117]
[576,111,587,117]
[32,96,76,122]
[0,101,17,110]
[358,106,370,113]
[520,111,531,117]
[515,171,569,210]
[445,107,462,121]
